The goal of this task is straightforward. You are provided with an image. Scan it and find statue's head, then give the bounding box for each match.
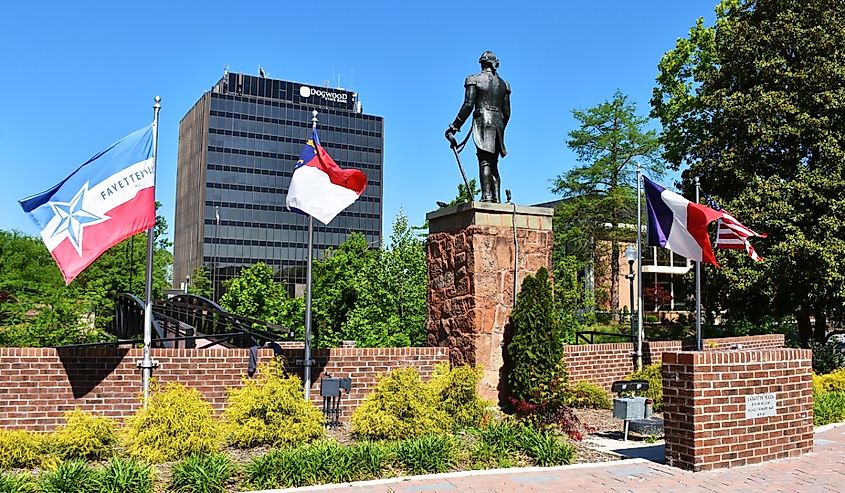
[478,51,500,69]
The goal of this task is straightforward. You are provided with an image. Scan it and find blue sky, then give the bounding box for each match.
[0,1,715,244]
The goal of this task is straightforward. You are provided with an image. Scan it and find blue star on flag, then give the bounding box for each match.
[47,182,108,255]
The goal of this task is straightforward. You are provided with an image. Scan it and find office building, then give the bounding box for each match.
[173,71,383,296]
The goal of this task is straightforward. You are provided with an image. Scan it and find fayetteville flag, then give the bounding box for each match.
[704,193,767,262]
[643,176,724,266]
[285,128,366,224]
[19,125,155,284]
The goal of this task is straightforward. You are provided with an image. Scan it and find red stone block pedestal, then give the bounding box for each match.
[426,202,553,401]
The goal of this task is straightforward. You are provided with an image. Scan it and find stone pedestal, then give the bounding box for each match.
[426,202,553,401]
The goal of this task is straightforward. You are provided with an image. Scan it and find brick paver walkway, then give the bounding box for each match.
[251,425,845,493]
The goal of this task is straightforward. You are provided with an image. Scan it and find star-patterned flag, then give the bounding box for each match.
[19,125,155,283]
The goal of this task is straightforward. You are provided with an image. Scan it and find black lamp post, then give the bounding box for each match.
[624,244,637,346]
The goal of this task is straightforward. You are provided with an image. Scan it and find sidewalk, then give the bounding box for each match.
[248,425,845,493]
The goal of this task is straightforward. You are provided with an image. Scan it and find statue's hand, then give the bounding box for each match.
[445,127,458,148]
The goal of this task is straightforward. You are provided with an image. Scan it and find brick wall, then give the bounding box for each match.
[662,348,813,471]
[563,334,784,393]
[0,346,447,432]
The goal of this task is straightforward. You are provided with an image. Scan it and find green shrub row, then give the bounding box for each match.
[244,423,573,490]
[0,457,153,493]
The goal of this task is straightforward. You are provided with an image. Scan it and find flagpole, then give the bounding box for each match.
[636,163,643,370]
[695,176,702,351]
[303,109,318,400]
[140,96,161,407]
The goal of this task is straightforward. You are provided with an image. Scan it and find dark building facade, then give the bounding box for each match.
[173,72,383,296]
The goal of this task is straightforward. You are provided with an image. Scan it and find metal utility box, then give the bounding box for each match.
[321,378,341,398]
[613,396,647,421]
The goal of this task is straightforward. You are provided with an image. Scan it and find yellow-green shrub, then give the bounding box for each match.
[224,359,324,448]
[351,367,449,440]
[52,409,116,460]
[625,364,663,411]
[0,429,45,470]
[427,364,489,430]
[122,383,221,463]
[813,369,845,394]
[563,381,612,409]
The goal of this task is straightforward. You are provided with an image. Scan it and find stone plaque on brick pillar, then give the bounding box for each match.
[426,201,553,401]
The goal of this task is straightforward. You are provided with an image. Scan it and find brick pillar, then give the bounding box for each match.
[426,202,553,401]
[662,349,813,471]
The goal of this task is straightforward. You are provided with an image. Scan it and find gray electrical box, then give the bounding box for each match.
[613,397,647,421]
[321,378,341,398]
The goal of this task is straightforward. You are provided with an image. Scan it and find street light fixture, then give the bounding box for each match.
[623,244,637,354]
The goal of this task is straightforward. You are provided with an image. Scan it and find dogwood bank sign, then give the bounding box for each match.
[298,84,353,109]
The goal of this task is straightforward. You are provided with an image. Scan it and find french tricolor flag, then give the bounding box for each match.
[643,176,724,266]
[19,125,155,284]
[285,128,366,225]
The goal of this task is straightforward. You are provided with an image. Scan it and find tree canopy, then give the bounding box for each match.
[651,0,845,344]
[553,91,664,314]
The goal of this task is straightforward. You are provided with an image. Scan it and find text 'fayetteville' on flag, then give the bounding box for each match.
[703,192,767,262]
[18,125,155,284]
[643,175,724,266]
[285,128,367,225]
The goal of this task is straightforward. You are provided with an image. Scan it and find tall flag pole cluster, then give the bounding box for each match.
[637,173,765,351]
[19,97,162,405]
[285,110,367,399]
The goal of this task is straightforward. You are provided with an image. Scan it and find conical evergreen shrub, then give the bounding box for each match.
[506,267,567,402]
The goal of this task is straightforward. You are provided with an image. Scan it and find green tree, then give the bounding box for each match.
[188,266,213,299]
[651,0,845,344]
[0,231,104,346]
[219,262,287,324]
[553,91,664,317]
[448,178,480,206]
[311,212,427,348]
[506,268,567,402]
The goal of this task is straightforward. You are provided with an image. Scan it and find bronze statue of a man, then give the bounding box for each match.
[445,51,511,203]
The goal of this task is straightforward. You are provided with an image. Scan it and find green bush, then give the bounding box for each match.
[170,454,234,493]
[351,367,449,440]
[506,268,568,402]
[38,460,97,493]
[122,383,221,463]
[52,409,116,460]
[348,441,392,479]
[471,420,525,468]
[563,381,612,409]
[96,457,154,493]
[0,472,36,493]
[625,364,663,411]
[244,440,391,489]
[518,426,574,467]
[0,430,45,470]
[395,435,456,475]
[427,364,488,430]
[223,359,324,448]
[814,391,845,426]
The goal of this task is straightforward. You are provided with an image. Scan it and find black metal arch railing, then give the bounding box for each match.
[95,293,295,350]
